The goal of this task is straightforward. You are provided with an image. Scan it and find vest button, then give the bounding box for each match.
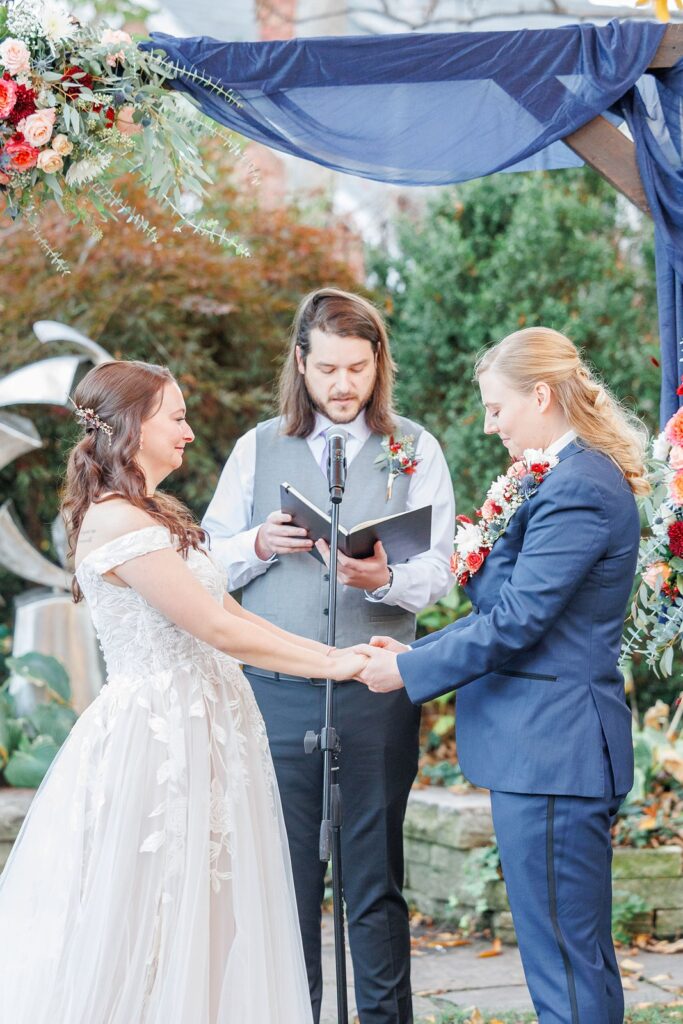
[323,608,329,615]
[323,573,330,582]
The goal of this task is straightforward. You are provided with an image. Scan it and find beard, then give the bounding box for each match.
[308,381,375,425]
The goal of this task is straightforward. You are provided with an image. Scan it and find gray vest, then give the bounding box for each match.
[242,415,423,648]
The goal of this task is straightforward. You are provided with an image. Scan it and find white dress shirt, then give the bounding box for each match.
[202,410,456,615]
[545,429,578,458]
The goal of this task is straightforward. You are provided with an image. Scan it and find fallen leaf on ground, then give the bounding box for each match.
[464,1009,484,1024]
[621,977,638,990]
[477,937,503,958]
[620,957,644,972]
[425,938,471,948]
[649,937,683,953]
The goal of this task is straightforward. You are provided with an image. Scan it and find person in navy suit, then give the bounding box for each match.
[351,327,650,1024]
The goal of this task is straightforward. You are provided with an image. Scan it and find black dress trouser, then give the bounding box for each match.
[245,669,421,1024]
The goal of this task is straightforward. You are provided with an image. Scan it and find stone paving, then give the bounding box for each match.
[320,912,683,1023]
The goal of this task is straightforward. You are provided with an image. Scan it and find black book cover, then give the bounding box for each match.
[280,482,431,564]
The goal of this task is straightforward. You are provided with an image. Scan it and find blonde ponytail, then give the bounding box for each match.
[475,327,650,496]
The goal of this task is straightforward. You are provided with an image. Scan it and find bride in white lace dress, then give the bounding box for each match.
[0,360,366,1024]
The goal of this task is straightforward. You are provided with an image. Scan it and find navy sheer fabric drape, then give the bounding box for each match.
[616,65,683,422]
[142,20,683,421]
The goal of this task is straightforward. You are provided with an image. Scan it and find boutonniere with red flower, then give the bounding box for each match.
[451,448,558,586]
[375,433,421,501]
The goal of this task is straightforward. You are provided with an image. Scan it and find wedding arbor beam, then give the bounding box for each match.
[563,24,683,216]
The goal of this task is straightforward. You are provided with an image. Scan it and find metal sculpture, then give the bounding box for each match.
[1,323,111,713]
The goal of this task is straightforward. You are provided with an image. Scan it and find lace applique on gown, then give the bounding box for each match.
[0,526,313,1024]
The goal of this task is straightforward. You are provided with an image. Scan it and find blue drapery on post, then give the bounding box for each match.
[143,20,683,423]
[617,65,683,423]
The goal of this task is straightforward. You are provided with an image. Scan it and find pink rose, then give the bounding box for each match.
[480,498,503,522]
[465,550,485,573]
[51,133,73,156]
[115,104,141,136]
[670,471,683,507]
[0,38,30,76]
[0,77,18,119]
[37,148,63,173]
[18,108,56,148]
[100,28,132,46]
[4,134,39,170]
[671,446,683,470]
[643,561,672,590]
[508,460,527,479]
[0,169,11,185]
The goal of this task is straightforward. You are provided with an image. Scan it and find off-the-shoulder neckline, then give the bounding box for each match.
[75,524,171,573]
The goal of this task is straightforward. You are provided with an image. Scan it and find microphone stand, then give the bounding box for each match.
[304,433,349,1024]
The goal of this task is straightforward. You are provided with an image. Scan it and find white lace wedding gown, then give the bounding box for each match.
[0,526,314,1024]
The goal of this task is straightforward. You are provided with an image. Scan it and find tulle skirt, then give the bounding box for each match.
[0,659,313,1023]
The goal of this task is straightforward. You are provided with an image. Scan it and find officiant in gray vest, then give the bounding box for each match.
[202,288,455,1023]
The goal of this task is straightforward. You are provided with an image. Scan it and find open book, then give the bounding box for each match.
[280,482,432,564]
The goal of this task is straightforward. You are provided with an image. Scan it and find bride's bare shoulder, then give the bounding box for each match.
[76,499,159,558]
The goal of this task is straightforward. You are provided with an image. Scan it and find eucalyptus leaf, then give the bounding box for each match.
[660,644,674,677]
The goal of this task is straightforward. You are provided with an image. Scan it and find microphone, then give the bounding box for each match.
[326,427,348,503]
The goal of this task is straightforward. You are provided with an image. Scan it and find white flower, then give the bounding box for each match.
[651,503,677,538]
[39,2,75,41]
[653,431,671,462]
[65,152,112,187]
[455,521,484,557]
[522,448,558,469]
[488,474,511,506]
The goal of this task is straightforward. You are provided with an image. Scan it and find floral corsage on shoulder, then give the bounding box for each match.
[451,449,558,586]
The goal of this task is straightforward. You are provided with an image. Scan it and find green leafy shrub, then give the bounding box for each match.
[0,652,77,788]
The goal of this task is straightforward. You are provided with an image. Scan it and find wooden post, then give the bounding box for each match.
[563,24,683,217]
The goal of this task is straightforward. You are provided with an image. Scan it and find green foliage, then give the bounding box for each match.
[613,715,683,848]
[430,1011,683,1024]
[0,158,359,628]
[0,652,77,787]
[611,889,649,944]
[372,167,666,708]
[420,760,465,788]
[417,586,471,637]
[6,652,71,704]
[449,844,501,932]
[370,168,659,518]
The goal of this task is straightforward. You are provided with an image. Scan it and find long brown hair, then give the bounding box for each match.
[475,327,650,496]
[61,360,206,601]
[278,288,397,437]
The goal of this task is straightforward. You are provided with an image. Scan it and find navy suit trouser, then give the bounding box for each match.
[490,749,625,1024]
[246,669,421,1024]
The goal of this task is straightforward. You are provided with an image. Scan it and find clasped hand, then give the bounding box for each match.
[329,635,409,692]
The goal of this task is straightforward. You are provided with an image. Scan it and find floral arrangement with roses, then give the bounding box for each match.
[623,403,683,676]
[451,449,558,587]
[0,0,250,272]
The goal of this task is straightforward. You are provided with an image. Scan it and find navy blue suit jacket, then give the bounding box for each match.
[397,442,640,797]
